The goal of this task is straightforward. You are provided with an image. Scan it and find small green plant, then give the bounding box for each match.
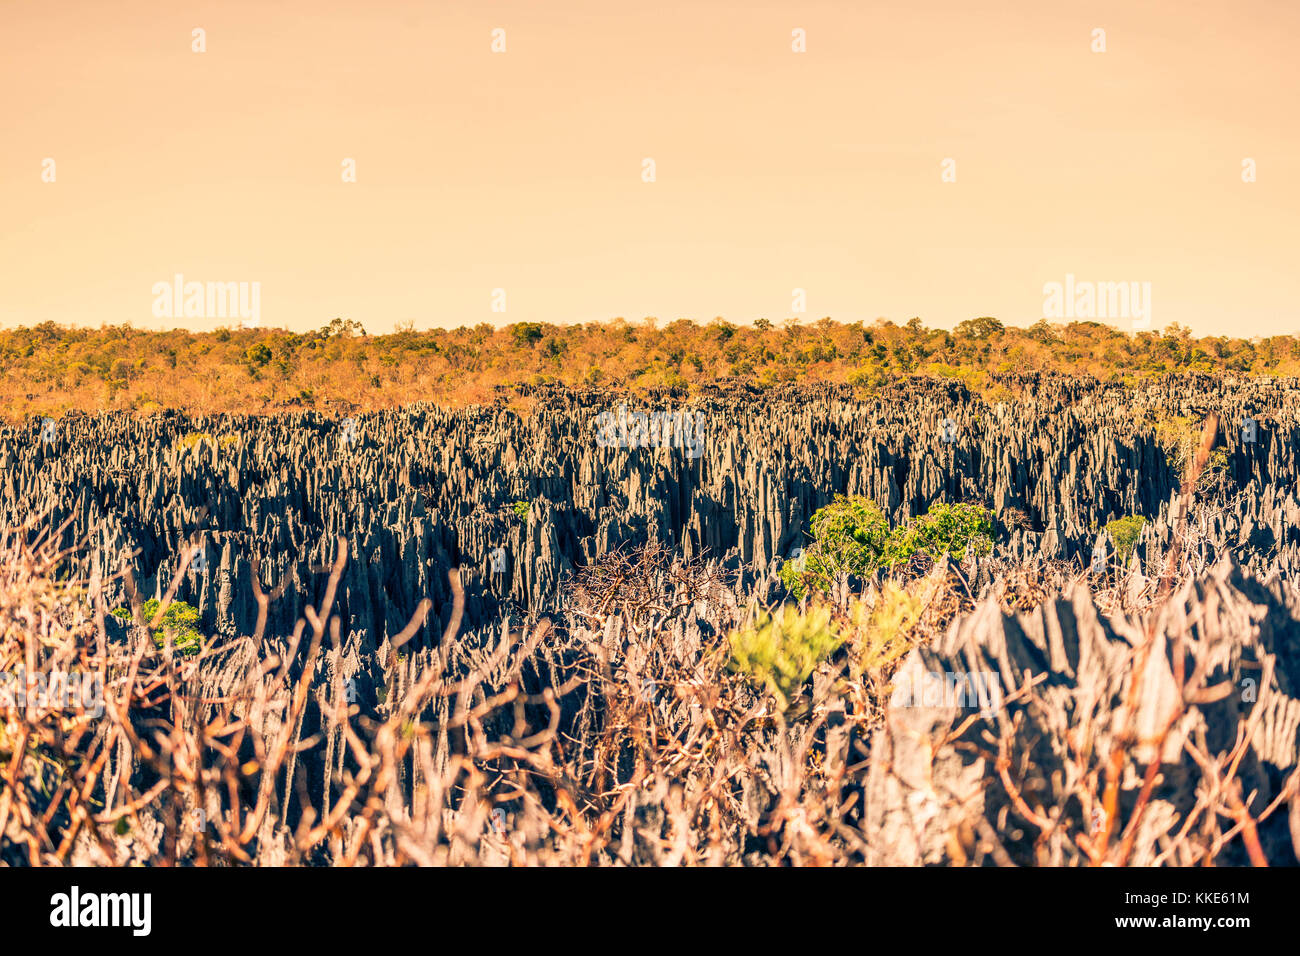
[780,495,890,599]
[111,599,203,655]
[729,603,844,710]
[883,502,994,569]
[511,500,530,521]
[730,575,940,708]
[1105,515,1146,563]
[846,583,928,680]
[781,496,994,598]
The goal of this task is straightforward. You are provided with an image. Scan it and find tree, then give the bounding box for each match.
[510,322,544,347]
[112,600,203,655]
[710,319,736,342]
[1026,319,1058,343]
[781,495,891,598]
[325,317,365,338]
[781,496,995,598]
[244,343,272,367]
[955,316,1004,340]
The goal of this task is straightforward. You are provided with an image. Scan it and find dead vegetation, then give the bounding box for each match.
[0,519,971,865]
[2,516,1294,865]
[1,407,1297,865]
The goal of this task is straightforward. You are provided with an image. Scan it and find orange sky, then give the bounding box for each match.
[2,0,1297,337]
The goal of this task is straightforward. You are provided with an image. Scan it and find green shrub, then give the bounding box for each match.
[1105,515,1146,563]
[244,343,272,367]
[781,496,994,598]
[846,582,928,680]
[510,323,544,347]
[884,502,994,568]
[511,499,530,521]
[111,599,203,656]
[780,494,890,599]
[729,603,844,710]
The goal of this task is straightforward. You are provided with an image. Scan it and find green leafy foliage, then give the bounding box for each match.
[243,343,272,367]
[511,499,530,521]
[781,496,994,598]
[111,599,203,656]
[1105,515,1146,563]
[728,603,845,710]
[883,502,995,568]
[510,323,544,347]
[780,495,889,599]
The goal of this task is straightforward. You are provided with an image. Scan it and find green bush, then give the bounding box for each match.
[780,494,890,599]
[884,502,994,568]
[781,496,994,598]
[729,603,844,710]
[510,323,544,347]
[244,343,272,367]
[1105,515,1146,563]
[111,599,203,656]
[511,499,530,521]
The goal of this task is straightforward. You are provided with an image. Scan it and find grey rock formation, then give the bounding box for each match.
[865,559,1300,865]
[2,375,1296,648]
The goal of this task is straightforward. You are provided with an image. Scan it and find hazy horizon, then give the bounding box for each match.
[4,0,1297,337]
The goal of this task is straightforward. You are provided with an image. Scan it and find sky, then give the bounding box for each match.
[2,0,1297,337]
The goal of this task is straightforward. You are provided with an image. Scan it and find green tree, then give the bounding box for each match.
[781,495,891,598]
[955,316,1005,340]
[884,502,994,568]
[510,322,544,347]
[729,603,845,710]
[244,343,272,367]
[1105,515,1146,563]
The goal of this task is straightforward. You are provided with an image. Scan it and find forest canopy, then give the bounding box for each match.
[1,316,1294,419]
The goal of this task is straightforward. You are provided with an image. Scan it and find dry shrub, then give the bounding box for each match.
[2,470,1294,866]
